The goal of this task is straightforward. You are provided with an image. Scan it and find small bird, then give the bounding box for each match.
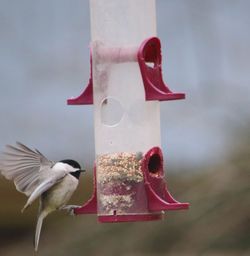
[0,142,85,252]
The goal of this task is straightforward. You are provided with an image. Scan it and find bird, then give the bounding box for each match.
[0,142,85,252]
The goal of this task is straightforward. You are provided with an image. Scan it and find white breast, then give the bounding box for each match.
[42,174,79,211]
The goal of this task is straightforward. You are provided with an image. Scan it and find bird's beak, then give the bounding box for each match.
[80,169,86,173]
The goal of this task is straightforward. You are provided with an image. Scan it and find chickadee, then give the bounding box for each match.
[0,142,85,252]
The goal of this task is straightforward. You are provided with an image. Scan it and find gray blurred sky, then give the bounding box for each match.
[0,0,249,170]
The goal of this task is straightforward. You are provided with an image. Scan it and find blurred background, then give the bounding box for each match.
[0,0,249,255]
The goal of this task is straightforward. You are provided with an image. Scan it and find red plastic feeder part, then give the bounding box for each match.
[67,53,93,105]
[142,147,189,212]
[74,147,189,223]
[137,37,185,101]
[67,37,185,105]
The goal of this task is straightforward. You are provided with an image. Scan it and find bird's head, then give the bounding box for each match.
[60,159,86,179]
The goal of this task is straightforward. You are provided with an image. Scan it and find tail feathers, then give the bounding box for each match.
[21,202,30,213]
[34,211,48,252]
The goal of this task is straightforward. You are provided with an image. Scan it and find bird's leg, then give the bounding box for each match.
[59,205,80,216]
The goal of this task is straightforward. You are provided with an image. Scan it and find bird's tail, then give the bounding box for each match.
[34,210,48,252]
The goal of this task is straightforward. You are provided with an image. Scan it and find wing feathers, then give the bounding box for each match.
[0,142,72,211]
[22,174,65,212]
[0,142,54,196]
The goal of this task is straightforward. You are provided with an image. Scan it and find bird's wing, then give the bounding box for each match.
[0,142,55,196]
[22,172,66,212]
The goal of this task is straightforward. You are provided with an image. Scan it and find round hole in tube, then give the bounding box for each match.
[100,97,124,126]
[148,153,162,174]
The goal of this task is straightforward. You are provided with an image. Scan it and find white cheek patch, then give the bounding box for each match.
[52,163,68,173]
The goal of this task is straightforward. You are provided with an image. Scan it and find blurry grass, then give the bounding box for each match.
[0,134,249,255]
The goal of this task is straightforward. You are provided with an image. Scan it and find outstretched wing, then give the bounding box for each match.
[22,173,66,212]
[0,142,55,196]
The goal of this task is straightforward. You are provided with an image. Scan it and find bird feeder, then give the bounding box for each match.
[68,0,189,222]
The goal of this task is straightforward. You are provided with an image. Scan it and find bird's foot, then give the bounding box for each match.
[59,205,80,216]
